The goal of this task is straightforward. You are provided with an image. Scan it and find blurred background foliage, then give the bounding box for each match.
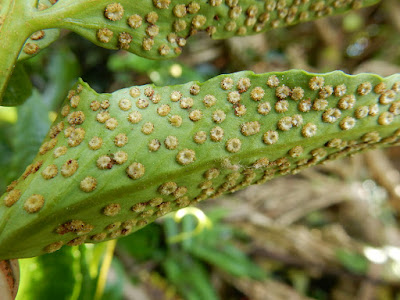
[2,1,400,299]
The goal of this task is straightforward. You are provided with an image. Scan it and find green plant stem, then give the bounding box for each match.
[0,0,38,104]
[93,240,117,300]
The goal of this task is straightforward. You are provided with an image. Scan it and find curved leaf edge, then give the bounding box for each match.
[0,69,399,260]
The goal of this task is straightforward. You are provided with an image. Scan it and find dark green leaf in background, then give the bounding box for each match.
[163,253,219,300]
[0,121,14,193]
[16,247,82,300]
[8,90,50,181]
[335,248,369,275]
[108,51,208,86]
[42,46,81,111]
[2,63,33,107]
[117,224,163,262]
[16,243,123,300]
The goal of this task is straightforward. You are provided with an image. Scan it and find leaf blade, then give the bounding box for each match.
[43,0,381,60]
[18,29,61,61]
[0,69,399,259]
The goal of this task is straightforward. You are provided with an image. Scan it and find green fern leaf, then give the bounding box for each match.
[0,70,399,259]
